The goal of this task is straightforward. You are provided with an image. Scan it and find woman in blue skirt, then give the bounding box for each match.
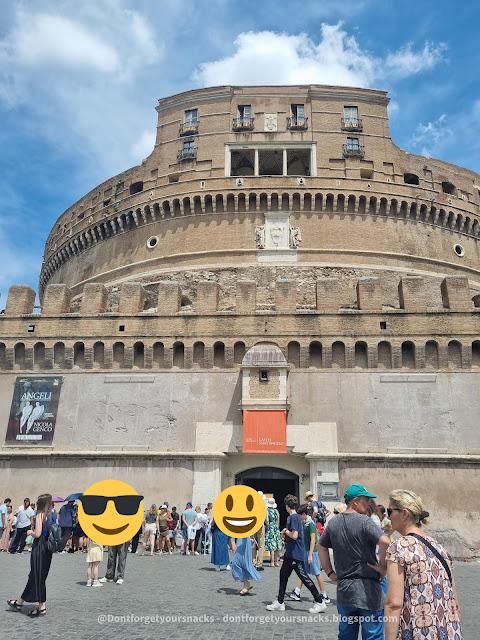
[231,536,260,595]
[210,520,230,571]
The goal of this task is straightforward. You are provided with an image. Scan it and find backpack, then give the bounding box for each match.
[313,501,327,526]
[46,512,62,553]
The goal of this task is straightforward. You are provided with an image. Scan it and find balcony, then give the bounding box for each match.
[179,122,199,136]
[177,148,197,162]
[232,117,255,131]
[287,117,308,131]
[341,117,363,132]
[343,144,365,159]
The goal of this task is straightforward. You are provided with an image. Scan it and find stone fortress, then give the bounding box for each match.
[1,85,479,553]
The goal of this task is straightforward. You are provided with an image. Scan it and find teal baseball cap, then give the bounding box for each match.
[344,484,377,501]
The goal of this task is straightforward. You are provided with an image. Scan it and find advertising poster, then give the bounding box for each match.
[242,409,287,453]
[5,376,64,444]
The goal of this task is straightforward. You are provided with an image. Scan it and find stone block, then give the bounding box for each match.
[196,281,219,313]
[275,279,296,313]
[118,282,146,315]
[157,281,181,315]
[5,285,36,316]
[316,278,339,311]
[80,283,109,315]
[356,277,382,310]
[236,280,256,314]
[42,284,72,316]
[441,276,473,311]
[398,276,426,312]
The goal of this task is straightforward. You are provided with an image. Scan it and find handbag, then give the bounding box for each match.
[47,512,62,553]
[408,533,452,584]
[187,525,196,540]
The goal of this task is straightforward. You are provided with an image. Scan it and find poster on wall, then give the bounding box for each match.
[243,410,287,453]
[5,376,64,444]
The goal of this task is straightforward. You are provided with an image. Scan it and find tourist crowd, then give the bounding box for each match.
[2,486,463,639]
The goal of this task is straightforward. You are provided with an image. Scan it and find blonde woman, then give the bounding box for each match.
[142,504,158,557]
[383,490,463,640]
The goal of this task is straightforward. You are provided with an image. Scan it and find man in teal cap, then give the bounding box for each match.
[318,485,390,640]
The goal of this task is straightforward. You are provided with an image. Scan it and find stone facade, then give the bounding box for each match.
[1,85,480,556]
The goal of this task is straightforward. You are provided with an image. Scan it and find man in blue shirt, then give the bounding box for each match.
[58,500,76,552]
[267,494,326,613]
[181,502,198,555]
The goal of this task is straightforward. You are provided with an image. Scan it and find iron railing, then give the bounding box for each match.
[343,144,365,158]
[177,148,197,162]
[341,117,363,132]
[287,116,308,130]
[179,122,199,136]
[232,117,254,131]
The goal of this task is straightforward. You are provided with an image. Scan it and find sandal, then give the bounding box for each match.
[238,588,249,595]
[7,600,22,611]
[28,608,46,617]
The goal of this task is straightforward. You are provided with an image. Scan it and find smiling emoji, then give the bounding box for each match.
[78,479,144,545]
[213,485,266,538]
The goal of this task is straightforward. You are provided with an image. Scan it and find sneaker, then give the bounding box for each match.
[226,564,231,571]
[98,577,114,583]
[215,566,221,571]
[186,551,191,555]
[266,600,285,611]
[86,579,92,587]
[289,590,301,601]
[116,578,124,585]
[92,580,103,587]
[322,595,331,604]
[194,551,199,555]
[308,601,327,614]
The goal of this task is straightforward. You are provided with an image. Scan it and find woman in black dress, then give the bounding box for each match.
[8,493,55,617]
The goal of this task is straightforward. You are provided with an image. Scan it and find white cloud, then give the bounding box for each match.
[193,25,445,89]
[408,114,453,157]
[13,14,120,72]
[383,42,447,80]
[131,130,156,163]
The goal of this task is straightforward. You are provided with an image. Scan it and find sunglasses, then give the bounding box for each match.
[79,495,144,516]
[387,508,403,517]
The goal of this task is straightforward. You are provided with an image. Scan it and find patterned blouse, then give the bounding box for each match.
[386,533,463,640]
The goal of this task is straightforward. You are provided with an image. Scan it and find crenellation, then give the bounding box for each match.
[441,276,474,311]
[356,277,382,310]
[118,282,147,315]
[41,284,73,316]
[5,285,36,316]
[399,276,427,312]
[80,283,109,315]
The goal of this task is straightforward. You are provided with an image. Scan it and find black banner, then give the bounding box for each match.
[6,376,64,444]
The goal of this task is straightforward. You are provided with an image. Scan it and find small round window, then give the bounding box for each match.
[147,236,159,249]
[454,244,465,257]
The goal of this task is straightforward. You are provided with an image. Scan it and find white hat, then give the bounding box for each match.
[160,504,167,509]
[267,498,277,508]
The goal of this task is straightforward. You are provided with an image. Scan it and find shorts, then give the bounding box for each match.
[182,528,189,540]
[159,529,169,537]
[144,522,156,536]
[304,550,321,576]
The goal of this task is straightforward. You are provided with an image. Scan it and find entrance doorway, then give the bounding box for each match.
[235,467,299,529]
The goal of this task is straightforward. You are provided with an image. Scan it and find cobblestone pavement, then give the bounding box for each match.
[0,550,477,639]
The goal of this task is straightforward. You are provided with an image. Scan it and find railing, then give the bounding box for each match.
[343,144,365,158]
[179,122,199,136]
[232,117,254,131]
[177,148,197,162]
[341,117,363,132]
[287,117,308,130]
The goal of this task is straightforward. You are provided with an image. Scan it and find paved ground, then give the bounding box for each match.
[0,550,477,639]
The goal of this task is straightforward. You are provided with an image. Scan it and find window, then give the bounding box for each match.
[178,139,196,161]
[228,144,316,177]
[238,105,251,123]
[129,181,143,195]
[442,182,456,196]
[344,106,359,124]
[260,370,269,381]
[346,137,360,151]
[185,109,198,126]
[404,173,419,185]
[291,104,305,124]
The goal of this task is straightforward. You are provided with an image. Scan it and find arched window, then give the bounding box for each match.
[234,342,246,365]
[401,342,415,368]
[354,342,368,368]
[113,342,125,368]
[153,342,164,368]
[377,342,392,369]
[193,342,205,368]
[173,342,184,368]
[425,341,439,369]
[133,342,144,368]
[448,341,462,368]
[404,173,419,185]
[14,343,26,369]
[287,341,300,368]
[0,343,6,369]
[34,343,46,369]
[472,341,480,368]
[129,181,143,195]
[93,342,104,367]
[332,341,345,368]
[73,342,85,368]
[213,342,225,368]
[309,342,322,368]
[54,342,65,368]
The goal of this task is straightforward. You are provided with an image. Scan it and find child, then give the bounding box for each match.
[86,537,104,587]
[289,504,330,604]
[267,494,326,613]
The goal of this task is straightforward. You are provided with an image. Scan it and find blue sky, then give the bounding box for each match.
[1,0,479,303]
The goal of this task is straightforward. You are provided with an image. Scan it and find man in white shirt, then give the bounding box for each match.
[9,498,35,553]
